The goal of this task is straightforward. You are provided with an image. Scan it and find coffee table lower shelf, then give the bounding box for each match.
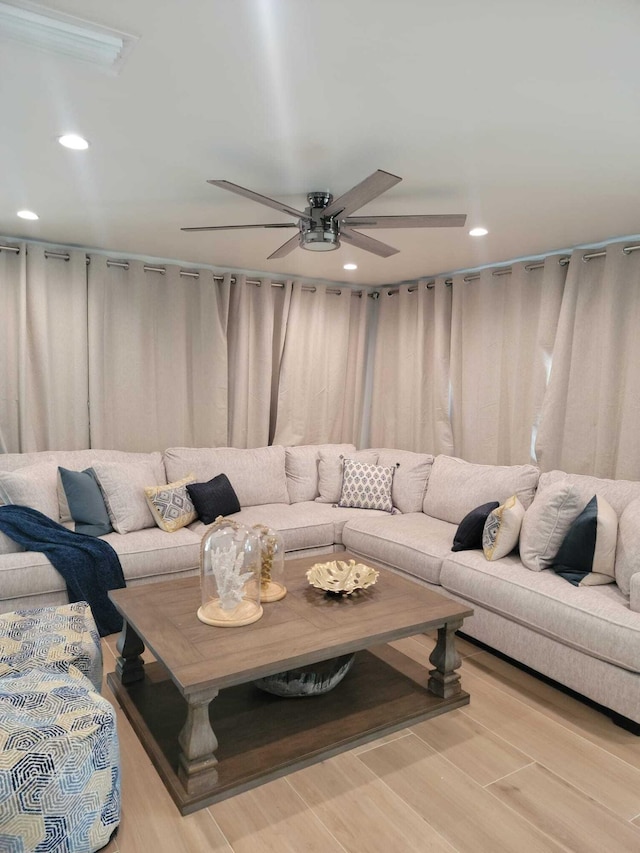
[107,643,469,815]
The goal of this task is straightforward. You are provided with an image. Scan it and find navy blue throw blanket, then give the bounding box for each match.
[0,505,126,637]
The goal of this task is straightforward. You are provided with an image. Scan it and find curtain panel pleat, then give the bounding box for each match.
[272,284,368,446]
[369,278,454,455]
[227,275,292,448]
[0,245,89,453]
[87,259,229,451]
[449,258,566,465]
[535,245,640,479]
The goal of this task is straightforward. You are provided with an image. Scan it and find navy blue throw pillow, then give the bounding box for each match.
[452,501,500,552]
[552,495,617,586]
[186,474,241,525]
[58,467,113,537]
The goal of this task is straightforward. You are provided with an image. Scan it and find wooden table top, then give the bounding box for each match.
[109,552,472,696]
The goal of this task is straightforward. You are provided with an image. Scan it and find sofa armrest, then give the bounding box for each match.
[630,572,640,613]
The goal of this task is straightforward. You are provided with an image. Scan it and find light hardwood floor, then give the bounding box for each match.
[100,632,640,853]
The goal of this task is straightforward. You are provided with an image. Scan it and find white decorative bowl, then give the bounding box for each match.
[306,559,379,596]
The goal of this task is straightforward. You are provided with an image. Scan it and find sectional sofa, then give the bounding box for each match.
[1,443,639,729]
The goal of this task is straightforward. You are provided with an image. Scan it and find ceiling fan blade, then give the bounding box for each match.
[340,226,399,258]
[207,180,311,221]
[323,170,402,219]
[343,213,467,229]
[267,233,301,260]
[181,223,297,232]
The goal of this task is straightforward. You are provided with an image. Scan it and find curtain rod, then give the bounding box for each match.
[0,248,364,297]
[383,253,578,295]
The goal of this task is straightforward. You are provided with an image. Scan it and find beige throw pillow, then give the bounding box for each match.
[519,480,584,571]
[92,457,166,534]
[0,463,60,521]
[145,474,197,533]
[483,495,525,561]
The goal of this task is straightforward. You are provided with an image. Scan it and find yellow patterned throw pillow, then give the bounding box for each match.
[483,495,525,561]
[144,474,197,532]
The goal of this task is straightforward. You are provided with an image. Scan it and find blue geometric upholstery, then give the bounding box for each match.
[0,668,120,852]
[0,603,102,692]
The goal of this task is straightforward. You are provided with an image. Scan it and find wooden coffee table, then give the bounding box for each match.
[107,552,472,814]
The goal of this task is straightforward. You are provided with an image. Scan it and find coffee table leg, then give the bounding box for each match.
[178,688,220,795]
[428,618,463,699]
[115,618,145,685]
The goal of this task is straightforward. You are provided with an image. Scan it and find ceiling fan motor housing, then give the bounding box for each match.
[300,192,340,250]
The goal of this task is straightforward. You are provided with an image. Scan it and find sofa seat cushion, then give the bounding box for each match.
[189,502,336,553]
[102,527,201,582]
[307,504,390,545]
[342,513,458,585]
[441,551,640,672]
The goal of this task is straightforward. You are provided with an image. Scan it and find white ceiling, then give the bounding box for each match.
[2,0,640,286]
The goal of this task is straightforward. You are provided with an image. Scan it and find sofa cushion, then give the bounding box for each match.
[551,495,617,587]
[452,502,499,552]
[374,449,434,513]
[422,455,539,524]
[616,498,640,597]
[92,455,166,535]
[537,469,640,518]
[0,462,60,521]
[483,496,525,561]
[103,527,201,582]
[186,474,240,525]
[316,448,378,504]
[189,502,336,553]
[164,446,289,506]
[519,480,585,572]
[338,458,395,512]
[342,512,458,585]
[145,474,198,532]
[285,443,356,503]
[58,467,113,536]
[441,551,640,673]
[307,504,390,546]
[0,531,24,555]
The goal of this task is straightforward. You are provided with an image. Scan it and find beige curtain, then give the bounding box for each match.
[450,258,566,465]
[0,244,89,452]
[227,275,292,448]
[536,244,640,478]
[369,278,454,455]
[273,284,369,446]
[0,246,23,453]
[88,259,229,451]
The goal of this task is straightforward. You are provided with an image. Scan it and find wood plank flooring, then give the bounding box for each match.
[101,632,640,853]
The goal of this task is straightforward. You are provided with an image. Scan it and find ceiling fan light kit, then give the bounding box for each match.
[182,170,467,260]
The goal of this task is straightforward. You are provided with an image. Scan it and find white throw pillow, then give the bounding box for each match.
[483,495,525,561]
[615,498,640,596]
[519,480,584,571]
[338,458,396,513]
[92,457,166,534]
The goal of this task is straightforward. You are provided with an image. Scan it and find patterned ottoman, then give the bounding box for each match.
[0,603,102,692]
[0,668,120,853]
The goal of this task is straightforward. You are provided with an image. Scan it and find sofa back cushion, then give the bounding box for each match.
[164,446,289,507]
[422,455,540,524]
[285,444,356,503]
[537,470,640,518]
[0,462,61,521]
[374,449,434,513]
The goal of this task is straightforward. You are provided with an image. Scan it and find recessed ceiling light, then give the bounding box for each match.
[469,227,489,237]
[58,134,89,150]
[17,210,39,220]
[343,263,358,270]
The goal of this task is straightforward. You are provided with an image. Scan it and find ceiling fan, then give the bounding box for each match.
[182,169,467,259]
